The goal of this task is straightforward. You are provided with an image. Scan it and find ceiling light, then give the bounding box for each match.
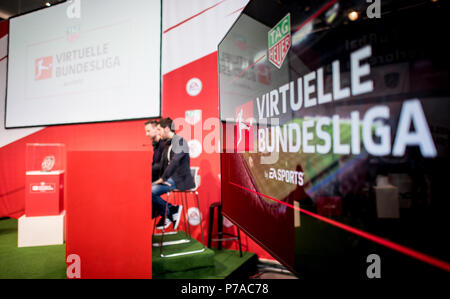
[348,10,359,21]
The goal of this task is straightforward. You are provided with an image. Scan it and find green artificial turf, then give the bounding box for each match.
[0,218,256,279]
[0,218,66,279]
[154,245,257,279]
[153,231,215,275]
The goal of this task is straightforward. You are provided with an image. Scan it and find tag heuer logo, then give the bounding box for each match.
[268,13,291,68]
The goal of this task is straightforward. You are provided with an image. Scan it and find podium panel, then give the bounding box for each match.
[18,211,65,247]
[25,171,64,216]
[66,151,152,279]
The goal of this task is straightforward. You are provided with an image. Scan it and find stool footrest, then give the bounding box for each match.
[160,247,206,258]
[208,202,242,257]
[215,232,238,237]
[153,231,179,237]
[153,238,191,247]
[211,237,238,242]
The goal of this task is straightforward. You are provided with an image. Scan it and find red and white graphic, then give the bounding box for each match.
[35,56,53,80]
[185,109,202,125]
[223,217,234,228]
[268,34,290,68]
[30,182,56,193]
[188,139,202,158]
[41,155,56,171]
[235,101,254,152]
[66,25,81,42]
[186,77,202,96]
[268,13,291,68]
[187,207,201,226]
[191,166,201,191]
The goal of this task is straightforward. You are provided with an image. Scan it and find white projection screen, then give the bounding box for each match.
[5,0,161,128]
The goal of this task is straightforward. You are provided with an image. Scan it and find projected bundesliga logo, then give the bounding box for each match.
[235,101,254,152]
[35,56,53,80]
[268,13,291,68]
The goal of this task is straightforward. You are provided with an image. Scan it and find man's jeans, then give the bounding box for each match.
[152,178,176,218]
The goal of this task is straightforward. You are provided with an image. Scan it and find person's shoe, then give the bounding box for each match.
[155,217,171,230]
[170,205,183,230]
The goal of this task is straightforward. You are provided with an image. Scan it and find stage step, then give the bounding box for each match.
[152,231,215,275]
[153,232,258,279]
[156,248,258,279]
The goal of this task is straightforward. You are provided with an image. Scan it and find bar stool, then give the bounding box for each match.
[152,192,189,247]
[153,167,206,258]
[208,202,242,257]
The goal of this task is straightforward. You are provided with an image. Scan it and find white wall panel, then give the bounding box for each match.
[162,0,249,74]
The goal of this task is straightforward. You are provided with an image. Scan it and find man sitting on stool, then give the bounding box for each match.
[144,119,166,183]
[153,117,195,230]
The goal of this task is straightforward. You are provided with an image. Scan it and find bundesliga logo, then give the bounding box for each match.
[268,13,291,68]
[235,101,254,152]
[35,56,53,80]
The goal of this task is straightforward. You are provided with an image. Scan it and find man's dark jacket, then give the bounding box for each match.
[151,139,166,182]
[158,134,195,191]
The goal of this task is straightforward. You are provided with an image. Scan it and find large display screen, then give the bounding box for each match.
[219,0,449,278]
[5,0,161,128]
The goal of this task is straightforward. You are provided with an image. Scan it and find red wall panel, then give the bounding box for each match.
[162,51,220,243]
[162,51,274,260]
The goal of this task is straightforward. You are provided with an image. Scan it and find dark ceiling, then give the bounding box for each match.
[0,0,65,21]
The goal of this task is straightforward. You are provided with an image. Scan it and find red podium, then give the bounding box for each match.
[24,143,65,216]
[19,144,66,247]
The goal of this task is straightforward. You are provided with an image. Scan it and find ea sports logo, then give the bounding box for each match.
[188,139,202,159]
[187,207,201,226]
[186,78,202,96]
